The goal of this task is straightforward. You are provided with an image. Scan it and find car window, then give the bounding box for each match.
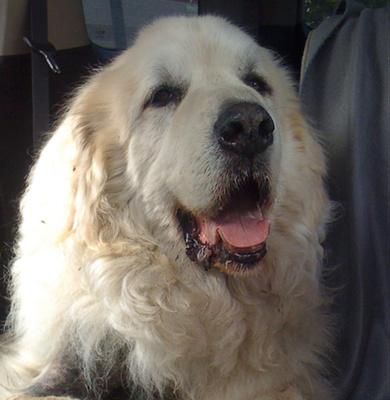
[82,0,198,49]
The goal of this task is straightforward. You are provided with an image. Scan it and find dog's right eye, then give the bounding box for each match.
[146,86,181,108]
[243,73,272,96]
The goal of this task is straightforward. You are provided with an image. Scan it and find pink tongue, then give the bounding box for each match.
[198,209,270,253]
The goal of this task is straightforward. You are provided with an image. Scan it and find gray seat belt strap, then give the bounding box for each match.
[23,0,61,147]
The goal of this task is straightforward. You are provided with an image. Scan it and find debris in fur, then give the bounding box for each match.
[185,233,213,271]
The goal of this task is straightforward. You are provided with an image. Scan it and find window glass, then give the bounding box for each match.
[304,0,339,28]
[83,0,198,49]
[304,0,388,29]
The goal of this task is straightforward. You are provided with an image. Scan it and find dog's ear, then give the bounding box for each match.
[70,83,126,247]
[281,100,331,243]
[19,74,130,250]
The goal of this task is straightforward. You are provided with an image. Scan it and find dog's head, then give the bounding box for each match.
[52,16,328,277]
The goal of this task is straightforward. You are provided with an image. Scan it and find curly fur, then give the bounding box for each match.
[0,16,332,400]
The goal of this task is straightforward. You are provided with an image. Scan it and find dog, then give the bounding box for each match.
[0,16,332,400]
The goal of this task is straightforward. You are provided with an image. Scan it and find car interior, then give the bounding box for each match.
[0,1,388,399]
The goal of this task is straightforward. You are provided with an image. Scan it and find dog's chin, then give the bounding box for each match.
[176,177,272,275]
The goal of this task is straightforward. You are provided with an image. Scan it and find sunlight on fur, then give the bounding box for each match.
[0,16,333,400]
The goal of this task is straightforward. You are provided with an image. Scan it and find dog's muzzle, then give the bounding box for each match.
[177,176,272,275]
[176,102,275,275]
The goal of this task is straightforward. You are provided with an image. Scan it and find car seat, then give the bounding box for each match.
[300,1,390,399]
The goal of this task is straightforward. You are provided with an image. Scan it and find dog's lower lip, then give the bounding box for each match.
[210,239,268,269]
[183,230,267,273]
[228,244,267,263]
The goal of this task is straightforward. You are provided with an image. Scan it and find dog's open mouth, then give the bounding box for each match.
[177,177,271,274]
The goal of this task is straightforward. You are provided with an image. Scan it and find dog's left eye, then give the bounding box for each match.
[147,86,181,108]
[243,74,272,96]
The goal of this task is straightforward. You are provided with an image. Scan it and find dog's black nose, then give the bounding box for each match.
[215,102,274,158]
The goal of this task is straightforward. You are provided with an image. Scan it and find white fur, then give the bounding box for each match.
[0,16,332,400]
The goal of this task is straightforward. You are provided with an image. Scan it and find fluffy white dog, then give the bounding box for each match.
[0,16,332,400]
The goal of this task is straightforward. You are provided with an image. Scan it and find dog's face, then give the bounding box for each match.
[73,16,327,276]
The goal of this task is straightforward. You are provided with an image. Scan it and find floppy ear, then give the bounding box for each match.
[263,59,330,240]
[18,74,129,251]
[1,74,133,394]
[273,93,331,250]
[287,102,331,241]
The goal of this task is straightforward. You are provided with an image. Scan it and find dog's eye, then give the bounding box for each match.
[147,86,181,108]
[243,74,272,96]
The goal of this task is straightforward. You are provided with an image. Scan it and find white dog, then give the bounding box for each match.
[0,16,332,400]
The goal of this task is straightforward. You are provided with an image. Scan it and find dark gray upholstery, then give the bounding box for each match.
[300,2,389,399]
